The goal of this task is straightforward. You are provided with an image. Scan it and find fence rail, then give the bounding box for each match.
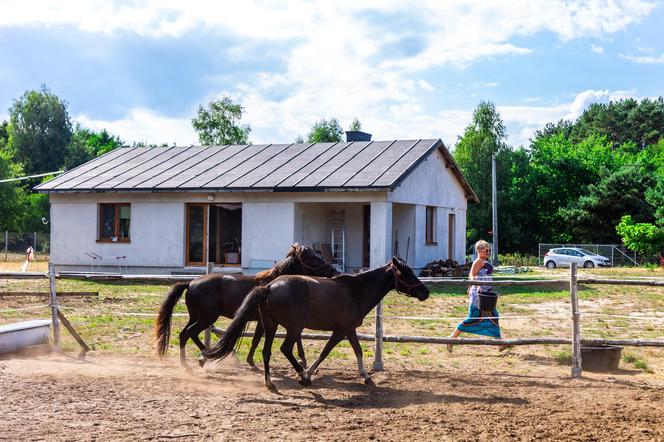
[1,267,663,378]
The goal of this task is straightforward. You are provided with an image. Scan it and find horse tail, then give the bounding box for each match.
[203,285,269,360]
[154,282,189,358]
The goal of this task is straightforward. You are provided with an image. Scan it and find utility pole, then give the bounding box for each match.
[492,155,498,266]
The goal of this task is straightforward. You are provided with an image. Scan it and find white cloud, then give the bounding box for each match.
[498,89,638,146]
[79,88,639,150]
[3,2,655,150]
[620,53,664,64]
[76,109,197,146]
[591,44,605,54]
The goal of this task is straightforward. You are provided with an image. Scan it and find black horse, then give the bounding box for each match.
[203,257,429,391]
[155,243,338,369]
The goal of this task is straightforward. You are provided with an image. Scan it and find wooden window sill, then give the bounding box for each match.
[96,239,131,244]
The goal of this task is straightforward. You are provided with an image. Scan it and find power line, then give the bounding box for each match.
[0,171,63,184]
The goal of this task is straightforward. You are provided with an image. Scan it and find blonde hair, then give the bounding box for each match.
[475,240,490,253]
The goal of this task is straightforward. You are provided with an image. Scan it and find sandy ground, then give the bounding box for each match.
[1,352,663,442]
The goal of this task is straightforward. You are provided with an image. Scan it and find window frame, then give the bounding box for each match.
[425,205,437,245]
[97,203,131,243]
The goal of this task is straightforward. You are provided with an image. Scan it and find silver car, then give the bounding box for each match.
[544,247,611,269]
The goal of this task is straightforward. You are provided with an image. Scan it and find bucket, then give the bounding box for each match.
[581,345,622,372]
[478,291,498,311]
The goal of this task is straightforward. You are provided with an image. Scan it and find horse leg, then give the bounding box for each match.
[295,338,307,370]
[178,318,197,370]
[246,321,263,370]
[347,330,374,386]
[303,330,346,382]
[189,313,218,368]
[259,305,278,393]
[279,329,308,385]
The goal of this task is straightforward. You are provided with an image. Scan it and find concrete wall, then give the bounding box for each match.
[242,202,295,271]
[388,148,469,264]
[294,202,364,272]
[50,201,184,270]
[392,203,415,264]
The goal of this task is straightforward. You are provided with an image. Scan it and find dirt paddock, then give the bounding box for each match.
[1,352,663,441]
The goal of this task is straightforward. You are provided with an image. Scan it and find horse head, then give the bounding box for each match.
[293,243,339,278]
[390,257,429,301]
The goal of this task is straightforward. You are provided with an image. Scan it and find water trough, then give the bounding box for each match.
[0,319,51,356]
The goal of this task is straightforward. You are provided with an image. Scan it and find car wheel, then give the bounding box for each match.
[583,260,594,268]
[546,261,556,269]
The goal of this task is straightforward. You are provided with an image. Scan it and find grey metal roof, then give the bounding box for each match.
[35,139,479,202]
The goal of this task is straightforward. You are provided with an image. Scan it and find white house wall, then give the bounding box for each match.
[388,148,469,265]
[294,202,364,272]
[50,201,184,269]
[242,202,296,270]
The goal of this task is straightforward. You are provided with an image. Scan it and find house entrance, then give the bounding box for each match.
[186,203,242,266]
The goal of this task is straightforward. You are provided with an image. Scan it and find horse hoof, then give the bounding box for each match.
[364,378,375,386]
[198,357,206,368]
[266,384,279,393]
[299,378,312,387]
[249,365,260,372]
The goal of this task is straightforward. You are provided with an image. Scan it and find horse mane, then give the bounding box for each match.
[255,253,299,284]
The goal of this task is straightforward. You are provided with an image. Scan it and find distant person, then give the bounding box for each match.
[447,240,510,352]
[20,245,36,272]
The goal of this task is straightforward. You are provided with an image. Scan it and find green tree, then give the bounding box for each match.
[453,101,510,247]
[307,118,343,143]
[616,215,664,260]
[66,125,123,169]
[8,85,72,174]
[524,133,616,243]
[562,166,656,243]
[192,96,251,145]
[349,118,362,131]
[570,98,664,148]
[0,150,24,231]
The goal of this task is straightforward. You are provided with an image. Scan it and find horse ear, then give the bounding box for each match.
[391,257,399,266]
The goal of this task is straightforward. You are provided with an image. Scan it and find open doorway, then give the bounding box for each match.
[185,203,242,266]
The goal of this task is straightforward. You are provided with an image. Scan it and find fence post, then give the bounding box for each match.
[570,262,582,378]
[204,262,213,347]
[48,262,61,352]
[372,301,384,371]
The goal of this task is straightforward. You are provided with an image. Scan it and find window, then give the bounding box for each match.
[98,203,131,242]
[425,206,436,244]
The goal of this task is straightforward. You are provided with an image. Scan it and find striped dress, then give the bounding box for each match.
[456,261,501,338]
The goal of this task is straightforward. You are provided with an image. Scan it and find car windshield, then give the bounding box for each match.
[577,249,596,256]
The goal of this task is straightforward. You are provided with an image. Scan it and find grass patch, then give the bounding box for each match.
[552,349,572,365]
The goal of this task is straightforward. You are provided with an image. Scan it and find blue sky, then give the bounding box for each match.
[1,0,663,148]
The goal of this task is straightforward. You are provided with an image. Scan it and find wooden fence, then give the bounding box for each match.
[1,264,663,377]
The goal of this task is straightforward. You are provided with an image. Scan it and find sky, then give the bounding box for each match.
[1,0,663,149]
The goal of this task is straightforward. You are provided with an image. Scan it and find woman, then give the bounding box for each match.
[447,240,508,352]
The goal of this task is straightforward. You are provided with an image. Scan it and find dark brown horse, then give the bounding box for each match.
[155,243,338,369]
[203,257,429,391]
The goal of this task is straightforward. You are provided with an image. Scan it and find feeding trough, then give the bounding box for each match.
[581,345,623,372]
[0,319,51,356]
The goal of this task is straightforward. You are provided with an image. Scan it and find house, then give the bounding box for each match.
[36,132,478,274]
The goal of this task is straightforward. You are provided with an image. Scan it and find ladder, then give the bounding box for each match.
[329,210,345,272]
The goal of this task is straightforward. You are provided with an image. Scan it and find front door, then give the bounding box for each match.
[186,203,207,266]
[186,203,242,267]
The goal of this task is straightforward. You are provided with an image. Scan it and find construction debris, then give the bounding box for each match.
[419,259,472,277]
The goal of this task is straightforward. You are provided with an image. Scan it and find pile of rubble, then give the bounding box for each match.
[419,259,471,277]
